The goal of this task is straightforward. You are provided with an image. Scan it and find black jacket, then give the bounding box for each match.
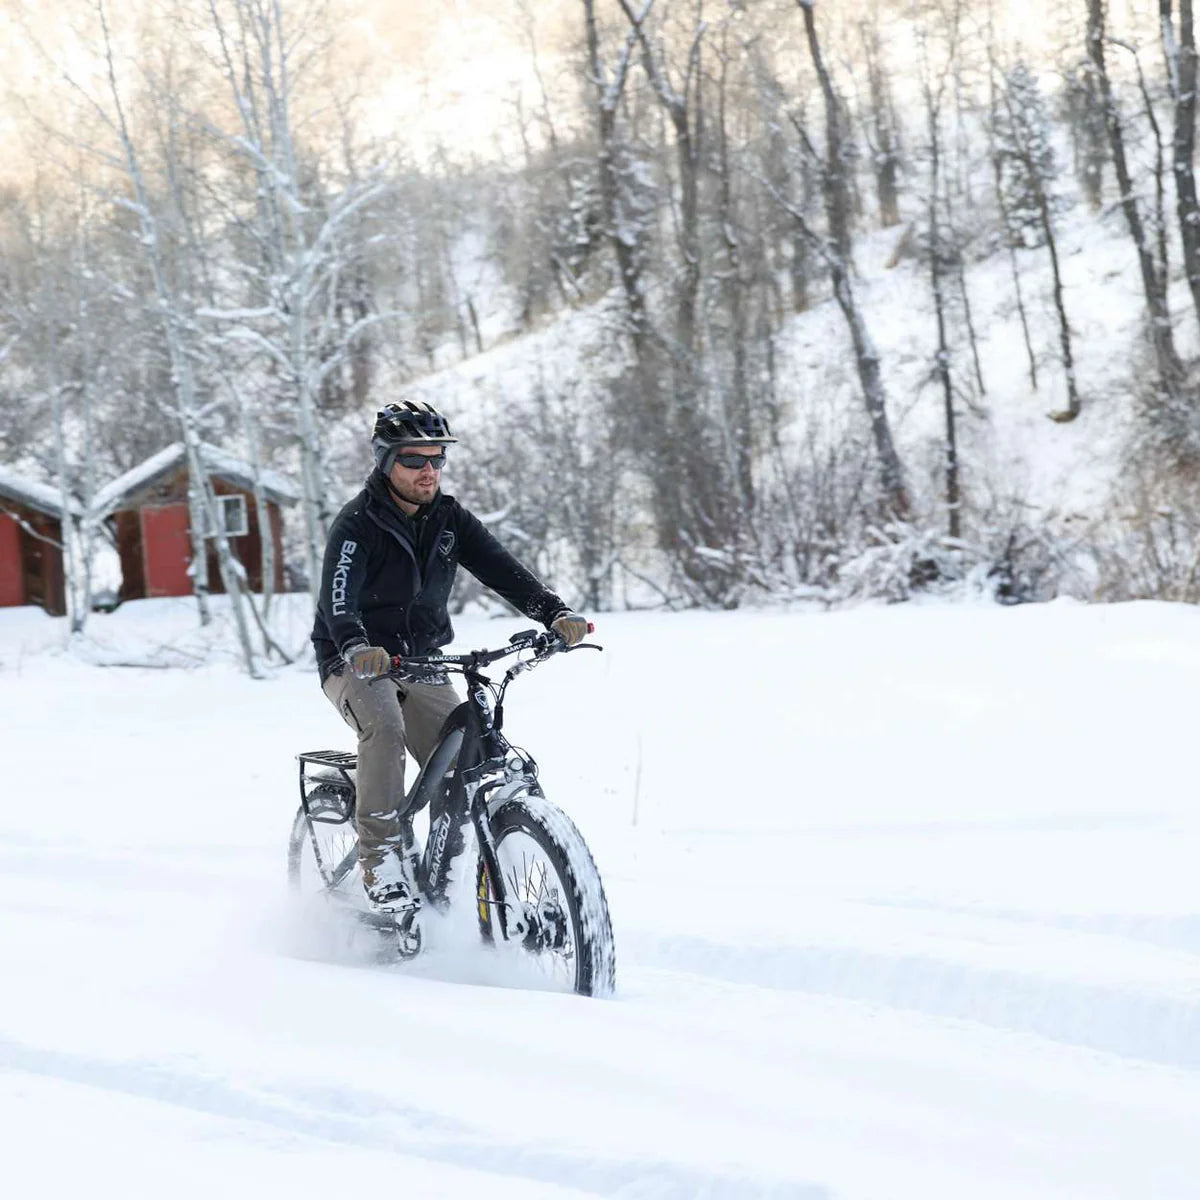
[312,470,569,680]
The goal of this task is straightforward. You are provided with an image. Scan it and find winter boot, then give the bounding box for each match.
[357,844,420,907]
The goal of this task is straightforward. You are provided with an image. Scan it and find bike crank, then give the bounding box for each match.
[354,901,424,960]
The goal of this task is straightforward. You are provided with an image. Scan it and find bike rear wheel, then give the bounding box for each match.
[476,792,615,997]
[287,802,361,896]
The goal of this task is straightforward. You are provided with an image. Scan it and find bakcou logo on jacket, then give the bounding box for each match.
[331,540,357,615]
[438,530,456,559]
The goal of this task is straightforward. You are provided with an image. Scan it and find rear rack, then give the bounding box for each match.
[298,749,358,770]
[297,749,357,824]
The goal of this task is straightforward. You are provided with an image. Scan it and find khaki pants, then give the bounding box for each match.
[321,667,462,872]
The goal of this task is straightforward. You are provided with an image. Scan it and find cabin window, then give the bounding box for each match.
[210,494,249,538]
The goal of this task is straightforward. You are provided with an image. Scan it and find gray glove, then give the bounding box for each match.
[551,611,590,647]
[345,644,391,679]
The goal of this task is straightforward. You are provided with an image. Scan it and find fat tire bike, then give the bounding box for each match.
[288,628,616,997]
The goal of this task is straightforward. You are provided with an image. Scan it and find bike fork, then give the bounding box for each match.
[472,791,514,942]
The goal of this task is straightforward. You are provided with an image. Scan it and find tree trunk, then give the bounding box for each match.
[927,91,960,539]
[584,0,652,361]
[1035,178,1081,420]
[1170,0,1200,330]
[992,151,1039,391]
[830,264,911,520]
[954,253,986,398]
[717,37,755,512]
[797,0,909,518]
[985,33,1039,395]
[860,17,902,227]
[1086,0,1183,396]
[799,1,853,265]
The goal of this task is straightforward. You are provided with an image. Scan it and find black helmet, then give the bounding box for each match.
[372,400,458,471]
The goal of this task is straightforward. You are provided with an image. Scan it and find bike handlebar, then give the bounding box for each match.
[384,624,599,679]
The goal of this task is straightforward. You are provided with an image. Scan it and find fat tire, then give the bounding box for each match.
[287,805,308,889]
[479,792,616,997]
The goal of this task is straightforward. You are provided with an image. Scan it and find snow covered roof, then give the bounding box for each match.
[91,442,301,517]
[0,465,83,518]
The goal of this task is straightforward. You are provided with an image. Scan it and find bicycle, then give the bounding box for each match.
[288,627,616,997]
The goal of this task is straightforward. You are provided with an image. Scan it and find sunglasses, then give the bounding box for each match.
[393,451,447,471]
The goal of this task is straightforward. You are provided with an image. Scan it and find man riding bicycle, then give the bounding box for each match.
[312,400,589,909]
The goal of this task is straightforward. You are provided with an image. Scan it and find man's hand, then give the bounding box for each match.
[551,611,590,647]
[345,644,391,679]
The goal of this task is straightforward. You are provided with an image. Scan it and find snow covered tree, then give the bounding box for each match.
[201,0,392,605]
[993,62,1058,249]
[81,0,261,674]
[991,57,1079,420]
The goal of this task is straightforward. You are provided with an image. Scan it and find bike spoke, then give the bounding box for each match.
[492,828,578,991]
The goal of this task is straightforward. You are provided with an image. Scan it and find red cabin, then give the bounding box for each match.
[92,443,299,601]
[0,467,75,616]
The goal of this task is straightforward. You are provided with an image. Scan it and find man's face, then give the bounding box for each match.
[387,445,446,506]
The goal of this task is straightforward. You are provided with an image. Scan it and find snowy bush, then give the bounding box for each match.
[830,514,1074,606]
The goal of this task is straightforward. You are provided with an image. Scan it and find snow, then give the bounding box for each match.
[0,464,81,517]
[3,597,1200,1197]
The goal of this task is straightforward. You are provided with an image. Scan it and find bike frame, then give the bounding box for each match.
[415,663,540,941]
[299,629,595,944]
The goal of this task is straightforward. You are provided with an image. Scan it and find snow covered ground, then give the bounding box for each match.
[3,596,1200,1198]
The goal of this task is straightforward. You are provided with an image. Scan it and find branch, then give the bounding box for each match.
[617,0,685,115]
[196,305,279,322]
[604,0,655,111]
[0,505,66,550]
[218,326,294,373]
[314,310,407,384]
[749,161,838,272]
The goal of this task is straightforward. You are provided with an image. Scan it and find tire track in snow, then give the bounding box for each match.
[0,1037,824,1200]
[628,934,1200,1070]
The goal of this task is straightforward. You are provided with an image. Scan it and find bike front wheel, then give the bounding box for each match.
[476,791,616,997]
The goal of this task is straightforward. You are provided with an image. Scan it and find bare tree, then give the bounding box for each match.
[859,12,903,228]
[916,1,962,538]
[202,0,390,603]
[797,0,854,265]
[1086,0,1183,398]
[85,0,260,674]
[583,0,653,359]
[793,0,910,519]
[714,22,755,511]
[1162,1,1200,332]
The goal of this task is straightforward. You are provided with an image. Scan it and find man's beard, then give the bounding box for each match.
[388,474,438,506]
